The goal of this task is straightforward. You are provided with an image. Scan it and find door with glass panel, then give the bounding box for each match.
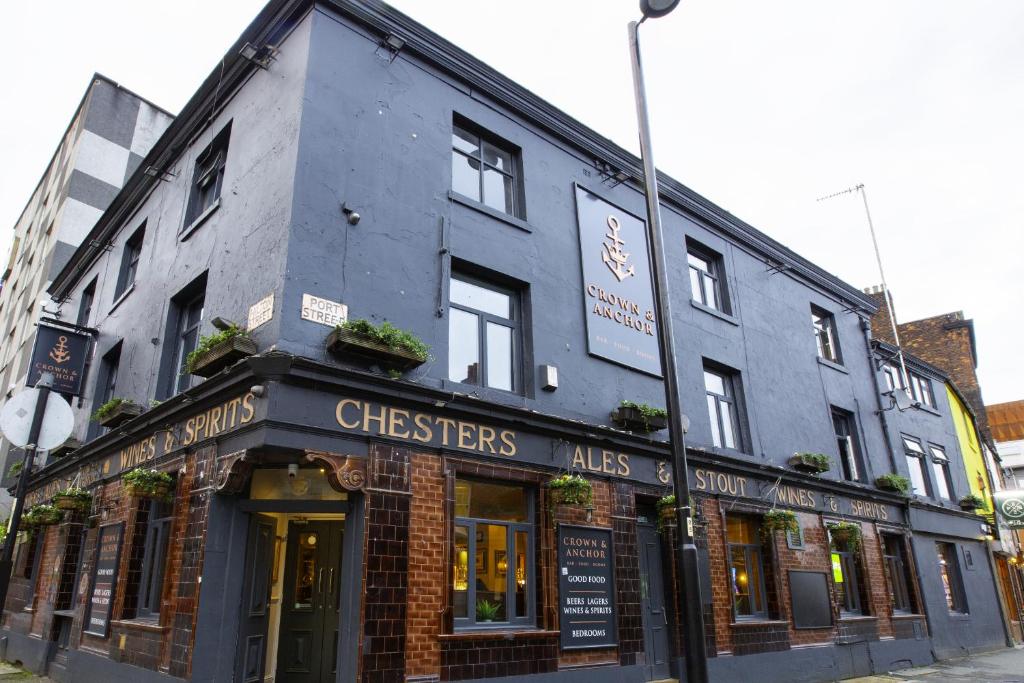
[277,521,343,683]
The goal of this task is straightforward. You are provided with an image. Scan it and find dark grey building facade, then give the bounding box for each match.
[0,2,1010,682]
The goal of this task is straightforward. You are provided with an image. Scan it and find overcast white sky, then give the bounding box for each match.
[2,1,1020,404]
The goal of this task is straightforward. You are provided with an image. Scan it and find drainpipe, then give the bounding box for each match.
[860,319,899,475]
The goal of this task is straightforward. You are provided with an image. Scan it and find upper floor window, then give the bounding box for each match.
[726,515,767,619]
[903,436,929,496]
[161,275,206,398]
[451,119,522,218]
[811,306,841,363]
[908,372,935,408]
[936,542,968,613]
[882,363,904,393]
[687,241,728,313]
[78,278,97,327]
[453,478,534,628]
[704,363,741,450]
[88,342,121,441]
[114,223,145,300]
[929,444,954,500]
[448,275,519,393]
[832,408,863,482]
[184,124,231,229]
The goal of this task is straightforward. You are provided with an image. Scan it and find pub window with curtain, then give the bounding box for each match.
[452,478,534,629]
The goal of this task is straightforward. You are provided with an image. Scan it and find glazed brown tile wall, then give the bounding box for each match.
[439,633,558,681]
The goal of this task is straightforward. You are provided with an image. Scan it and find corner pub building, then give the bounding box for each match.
[1,1,1013,682]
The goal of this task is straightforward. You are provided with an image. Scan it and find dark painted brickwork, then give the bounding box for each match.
[612,482,643,667]
[439,634,559,681]
[731,621,790,655]
[362,443,412,682]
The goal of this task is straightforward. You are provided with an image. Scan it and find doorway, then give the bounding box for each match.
[637,507,670,680]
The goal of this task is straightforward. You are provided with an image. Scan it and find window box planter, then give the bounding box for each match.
[187,332,257,378]
[93,399,142,429]
[53,488,92,513]
[49,438,81,459]
[788,452,831,475]
[958,494,985,512]
[610,402,668,433]
[875,474,910,495]
[326,321,428,371]
[123,469,175,501]
[23,504,63,527]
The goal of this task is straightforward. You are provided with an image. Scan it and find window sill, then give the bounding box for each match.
[916,403,941,416]
[729,619,788,627]
[817,357,848,374]
[690,299,739,326]
[441,379,526,408]
[179,198,221,241]
[109,283,136,314]
[449,190,531,233]
[837,615,876,622]
[111,618,168,633]
[441,628,557,641]
[946,612,971,620]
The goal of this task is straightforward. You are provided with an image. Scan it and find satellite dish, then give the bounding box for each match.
[892,391,913,412]
[0,388,74,450]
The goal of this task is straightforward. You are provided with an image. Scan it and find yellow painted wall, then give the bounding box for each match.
[947,384,992,515]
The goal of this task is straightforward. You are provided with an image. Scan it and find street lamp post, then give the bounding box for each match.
[628,3,710,682]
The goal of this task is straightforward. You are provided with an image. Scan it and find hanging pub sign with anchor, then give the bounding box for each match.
[27,323,91,396]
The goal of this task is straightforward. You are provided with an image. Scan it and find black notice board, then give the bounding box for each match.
[789,570,833,629]
[83,522,124,638]
[558,525,617,649]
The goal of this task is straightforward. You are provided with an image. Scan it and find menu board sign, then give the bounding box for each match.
[83,522,124,638]
[557,525,617,650]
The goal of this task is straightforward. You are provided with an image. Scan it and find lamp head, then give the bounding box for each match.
[640,0,680,18]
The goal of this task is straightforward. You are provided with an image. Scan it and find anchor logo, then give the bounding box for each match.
[49,335,72,364]
[601,215,635,282]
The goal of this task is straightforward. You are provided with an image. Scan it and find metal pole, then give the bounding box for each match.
[0,374,53,611]
[629,20,708,683]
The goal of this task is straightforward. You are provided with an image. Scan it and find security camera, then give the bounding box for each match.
[288,463,299,479]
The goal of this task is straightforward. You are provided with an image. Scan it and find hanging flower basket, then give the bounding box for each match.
[186,326,257,378]
[762,509,799,535]
[827,522,862,552]
[656,495,677,533]
[92,398,142,428]
[53,487,93,513]
[958,494,985,512]
[789,452,831,475]
[546,473,593,508]
[123,468,175,501]
[611,401,668,433]
[875,473,910,495]
[326,320,428,371]
[23,504,63,527]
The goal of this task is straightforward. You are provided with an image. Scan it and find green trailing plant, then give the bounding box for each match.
[475,599,500,622]
[23,504,63,527]
[386,368,403,380]
[958,493,986,510]
[53,487,93,512]
[92,397,132,422]
[7,461,23,479]
[619,400,668,421]
[185,325,251,373]
[123,468,175,500]
[826,521,862,552]
[762,509,799,535]
[875,473,911,495]
[340,319,429,361]
[149,399,163,409]
[0,518,7,545]
[656,495,677,533]
[790,452,832,474]
[546,473,593,508]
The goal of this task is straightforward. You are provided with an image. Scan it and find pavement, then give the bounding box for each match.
[846,646,1024,682]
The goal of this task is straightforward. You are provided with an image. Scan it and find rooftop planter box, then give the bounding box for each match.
[92,398,142,429]
[326,319,428,371]
[875,473,910,495]
[186,325,257,378]
[958,494,985,512]
[788,452,831,475]
[123,468,175,501]
[611,401,668,433]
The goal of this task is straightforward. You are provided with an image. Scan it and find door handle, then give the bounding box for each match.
[318,568,324,606]
[328,568,335,597]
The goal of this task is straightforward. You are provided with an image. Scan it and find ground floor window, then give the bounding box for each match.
[453,478,534,628]
[881,534,914,613]
[937,542,968,613]
[726,515,768,619]
[829,525,865,615]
